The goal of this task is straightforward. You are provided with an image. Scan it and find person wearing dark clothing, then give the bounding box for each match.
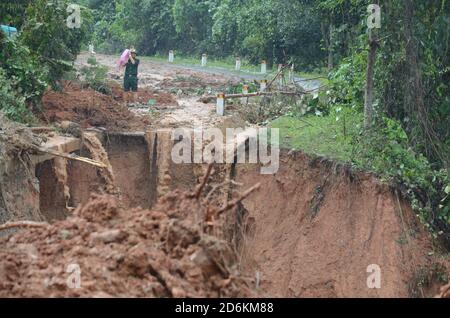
[124,49,139,92]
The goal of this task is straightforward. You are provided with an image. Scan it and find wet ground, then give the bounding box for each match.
[76,53,321,129]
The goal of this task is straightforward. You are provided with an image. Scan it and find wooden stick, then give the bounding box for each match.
[31,127,55,133]
[0,221,49,231]
[218,183,261,214]
[32,146,108,169]
[194,163,214,199]
[294,76,327,82]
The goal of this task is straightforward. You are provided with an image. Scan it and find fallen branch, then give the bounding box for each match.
[32,145,108,169]
[266,64,288,89]
[199,87,315,103]
[194,163,214,199]
[205,180,244,201]
[223,91,305,99]
[303,85,328,93]
[294,76,327,82]
[0,221,49,232]
[31,127,55,134]
[218,183,261,214]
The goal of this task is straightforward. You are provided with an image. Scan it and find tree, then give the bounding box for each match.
[0,0,33,27]
[20,0,91,86]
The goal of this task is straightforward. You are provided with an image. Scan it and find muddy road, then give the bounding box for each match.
[76,53,321,129]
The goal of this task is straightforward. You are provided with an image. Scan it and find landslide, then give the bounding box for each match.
[0,115,43,225]
[0,190,255,297]
[236,151,448,298]
[39,81,178,131]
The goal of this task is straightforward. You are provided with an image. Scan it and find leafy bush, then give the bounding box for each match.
[0,35,49,106]
[79,56,111,94]
[0,68,34,123]
[352,117,450,244]
[327,52,366,111]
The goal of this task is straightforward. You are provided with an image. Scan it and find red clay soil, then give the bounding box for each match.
[109,82,178,107]
[236,151,448,298]
[438,282,450,298]
[0,192,254,297]
[40,82,150,131]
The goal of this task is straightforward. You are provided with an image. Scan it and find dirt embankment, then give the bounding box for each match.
[0,115,43,225]
[0,115,448,297]
[40,82,146,131]
[109,82,178,106]
[0,190,255,297]
[39,81,178,131]
[236,151,448,298]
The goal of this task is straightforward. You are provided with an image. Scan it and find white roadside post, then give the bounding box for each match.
[216,92,225,116]
[201,54,208,67]
[235,57,241,71]
[261,60,267,74]
[169,50,174,63]
[89,44,95,55]
[241,85,249,104]
[260,80,267,92]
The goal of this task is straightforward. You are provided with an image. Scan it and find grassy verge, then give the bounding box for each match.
[271,112,450,246]
[270,113,362,162]
[143,54,328,84]
[144,54,261,73]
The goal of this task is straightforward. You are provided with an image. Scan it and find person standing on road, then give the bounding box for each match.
[123,48,140,102]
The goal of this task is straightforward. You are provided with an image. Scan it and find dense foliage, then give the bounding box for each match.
[0,0,89,120]
[306,0,449,243]
[80,0,328,69]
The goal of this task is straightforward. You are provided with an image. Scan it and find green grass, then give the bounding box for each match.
[144,54,261,73]
[143,54,328,84]
[270,112,363,162]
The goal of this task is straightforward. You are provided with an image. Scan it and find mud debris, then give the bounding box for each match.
[81,132,119,196]
[40,81,150,131]
[0,191,255,297]
[0,115,43,224]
